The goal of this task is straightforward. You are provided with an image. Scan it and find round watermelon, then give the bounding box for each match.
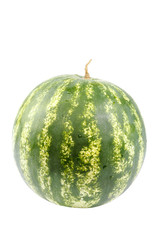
[13,73,146,208]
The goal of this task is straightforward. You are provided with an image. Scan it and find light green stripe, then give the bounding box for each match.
[13,80,50,148]
[105,101,134,200]
[38,79,72,203]
[111,85,145,177]
[73,83,102,208]
[130,105,144,177]
[19,82,55,193]
[107,86,135,172]
[122,111,131,134]
[99,83,135,200]
[60,83,81,205]
[108,86,121,104]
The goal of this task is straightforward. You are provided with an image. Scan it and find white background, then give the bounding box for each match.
[0,0,160,239]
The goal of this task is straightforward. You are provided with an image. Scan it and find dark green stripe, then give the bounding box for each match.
[91,81,115,206]
[14,78,58,185]
[18,77,70,198]
[46,79,82,204]
[65,81,89,202]
[110,84,146,187]
[95,81,134,205]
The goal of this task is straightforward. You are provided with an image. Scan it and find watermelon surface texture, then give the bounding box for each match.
[13,74,146,208]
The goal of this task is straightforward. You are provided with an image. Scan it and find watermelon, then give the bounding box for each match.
[13,73,146,208]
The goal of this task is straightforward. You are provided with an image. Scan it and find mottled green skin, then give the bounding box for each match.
[13,75,146,208]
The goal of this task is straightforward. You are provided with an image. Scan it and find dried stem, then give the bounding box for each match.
[85,59,92,79]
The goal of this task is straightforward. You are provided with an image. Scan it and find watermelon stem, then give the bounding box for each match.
[85,59,92,79]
